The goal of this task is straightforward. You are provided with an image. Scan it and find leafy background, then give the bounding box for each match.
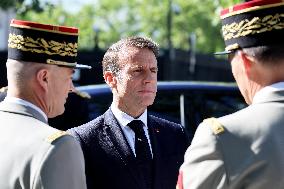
[0,0,242,52]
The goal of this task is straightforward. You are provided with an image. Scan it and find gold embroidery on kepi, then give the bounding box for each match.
[8,33,78,57]
[215,0,284,55]
[222,13,284,40]
[7,19,91,69]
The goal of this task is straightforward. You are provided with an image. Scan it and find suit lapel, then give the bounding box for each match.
[103,109,134,163]
[102,109,144,188]
[0,101,47,124]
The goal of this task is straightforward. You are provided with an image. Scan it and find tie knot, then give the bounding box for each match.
[128,120,144,134]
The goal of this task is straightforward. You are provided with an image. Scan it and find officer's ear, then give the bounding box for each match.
[239,51,253,78]
[104,71,117,89]
[36,68,50,91]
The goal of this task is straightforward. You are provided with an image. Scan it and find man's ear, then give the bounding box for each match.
[104,71,117,88]
[239,51,253,78]
[36,68,49,91]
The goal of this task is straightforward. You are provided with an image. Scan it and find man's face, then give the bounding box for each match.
[113,47,158,113]
[47,66,74,118]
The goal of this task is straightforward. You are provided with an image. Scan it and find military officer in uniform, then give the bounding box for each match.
[177,0,284,189]
[0,19,91,189]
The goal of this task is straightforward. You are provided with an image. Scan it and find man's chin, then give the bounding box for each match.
[142,98,155,107]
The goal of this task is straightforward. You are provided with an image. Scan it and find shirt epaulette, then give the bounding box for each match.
[203,117,225,135]
[46,131,68,143]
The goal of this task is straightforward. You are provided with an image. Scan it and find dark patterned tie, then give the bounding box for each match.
[128,120,152,189]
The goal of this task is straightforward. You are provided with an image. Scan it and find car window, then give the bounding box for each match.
[202,93,246,117]
[148,91,181,124]
[87,94,112,119]
[148,88,246,134]
[184,90,246,133]
[49,92,91,130]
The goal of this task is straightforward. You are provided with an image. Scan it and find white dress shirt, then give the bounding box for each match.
[111,103,153,157]
[4,97,48,122]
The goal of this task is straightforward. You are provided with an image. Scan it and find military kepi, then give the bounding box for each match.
[8,19,91,69]
[215,0,284,55]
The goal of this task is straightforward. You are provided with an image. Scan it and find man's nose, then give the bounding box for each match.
[69,81,75,92]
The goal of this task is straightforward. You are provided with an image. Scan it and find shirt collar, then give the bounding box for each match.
[111,103,148,128]
[4,97,48,122]
[253,81,284,104]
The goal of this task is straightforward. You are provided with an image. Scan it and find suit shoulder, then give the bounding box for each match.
[68,114,105,143]
[149,115,190,145]
[149,115,183,130]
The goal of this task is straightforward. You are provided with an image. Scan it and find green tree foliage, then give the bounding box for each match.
[17,3,95,49]
[0,0,43,14]
[0,0,22,10]
[90,0,242,52]
[15,0,242,52]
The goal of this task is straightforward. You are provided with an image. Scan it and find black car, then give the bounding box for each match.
[49,81,247,134]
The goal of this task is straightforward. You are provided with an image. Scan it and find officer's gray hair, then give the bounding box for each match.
[102,36,159,76]
[6,59,49,91]
[243,45,284,65]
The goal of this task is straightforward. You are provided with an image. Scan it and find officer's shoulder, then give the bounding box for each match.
[45,130,70,144]
[0,86,8,93]
[203,117,225,135]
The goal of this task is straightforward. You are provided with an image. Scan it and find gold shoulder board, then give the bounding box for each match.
[73,89,91,99]
[0,86,8,93]
[46,131,68,143]
[203,117,225,135]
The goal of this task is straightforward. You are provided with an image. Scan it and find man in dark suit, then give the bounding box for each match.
[69,36,189,189]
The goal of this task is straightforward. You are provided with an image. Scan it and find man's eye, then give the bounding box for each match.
[134,69,142,72]
[151,69,158,73]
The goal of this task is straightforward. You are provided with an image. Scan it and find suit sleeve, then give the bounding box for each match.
[68,128,83,144]
[180,124,192,146]
[33,135,87,189]
[178,122,228,189]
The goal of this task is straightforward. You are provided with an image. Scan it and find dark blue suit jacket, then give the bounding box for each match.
[69,109,189,189]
